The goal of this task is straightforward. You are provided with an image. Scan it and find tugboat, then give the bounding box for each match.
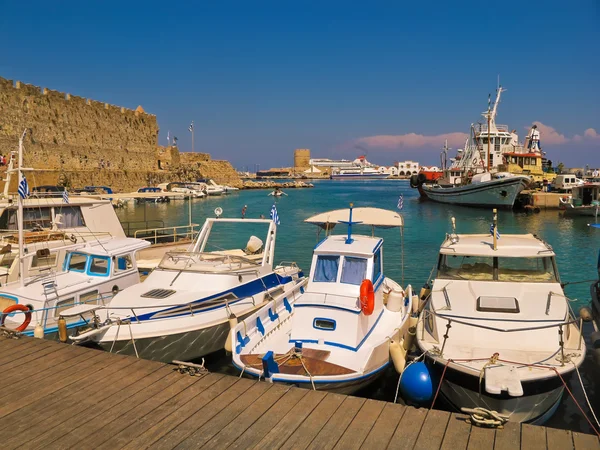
[410,86,532,208]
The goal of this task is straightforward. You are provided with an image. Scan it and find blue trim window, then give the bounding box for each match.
[313,255,339,282]
[340,257,367,285]
[373,249,382,282]
[67,253,88,272]
[313,318,336,331]
[88,256,111,276]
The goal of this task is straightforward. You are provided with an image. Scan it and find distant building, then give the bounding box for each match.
[395,160,420,175]
[294,149,311,170]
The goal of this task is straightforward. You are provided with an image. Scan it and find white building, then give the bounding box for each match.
[396,160,420,176]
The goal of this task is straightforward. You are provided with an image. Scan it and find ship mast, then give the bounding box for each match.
[17,130,27,287]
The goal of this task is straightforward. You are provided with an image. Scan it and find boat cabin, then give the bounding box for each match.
[569,183,600,207]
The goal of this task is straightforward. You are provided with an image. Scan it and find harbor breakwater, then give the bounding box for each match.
[0,77,242,191]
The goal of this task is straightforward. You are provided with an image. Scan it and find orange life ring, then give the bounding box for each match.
[1,304,32,332]
[360,279,375,316]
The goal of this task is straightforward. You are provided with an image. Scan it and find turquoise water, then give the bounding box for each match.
[116,180,599,433]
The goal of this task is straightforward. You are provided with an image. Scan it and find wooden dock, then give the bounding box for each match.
[0,334,598,450]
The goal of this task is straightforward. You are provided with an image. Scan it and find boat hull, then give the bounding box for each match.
[561,205,599,217]
[423,355,566,424]
[419,177,529,208]
[331,173,390,179]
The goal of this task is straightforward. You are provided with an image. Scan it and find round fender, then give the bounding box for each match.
[360,279,375,315]
[1,304,32,332]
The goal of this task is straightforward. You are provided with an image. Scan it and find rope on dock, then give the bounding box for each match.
[460,407,509,428]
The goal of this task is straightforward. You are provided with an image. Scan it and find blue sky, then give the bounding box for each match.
[1,1,599,169]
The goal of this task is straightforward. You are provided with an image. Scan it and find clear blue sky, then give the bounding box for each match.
[1,1,598,169]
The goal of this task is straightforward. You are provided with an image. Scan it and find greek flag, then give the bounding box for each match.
[270,204,280,225]
[62,189,69,204]
[490,223,500,239]
[397,194,404,210]
[18,177,29,199]
[188,122,194,132]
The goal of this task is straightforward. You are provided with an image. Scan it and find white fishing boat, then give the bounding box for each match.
[413,212,585,424]
[559,183,600,217]
[232,205,414,394]
[411,86,532,208]
[70,216,305,362]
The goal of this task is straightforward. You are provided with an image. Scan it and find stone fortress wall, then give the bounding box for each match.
[0,76,241,191]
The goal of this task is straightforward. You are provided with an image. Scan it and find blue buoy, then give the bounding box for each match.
[399,362,433,404]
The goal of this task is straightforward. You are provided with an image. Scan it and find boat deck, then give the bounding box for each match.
[0,334,597,449]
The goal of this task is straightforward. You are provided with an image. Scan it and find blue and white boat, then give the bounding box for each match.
[231,206,413,394]
[71,217,305,362]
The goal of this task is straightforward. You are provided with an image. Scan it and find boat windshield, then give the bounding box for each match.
[437,255,557,282]
[158,251,261,272]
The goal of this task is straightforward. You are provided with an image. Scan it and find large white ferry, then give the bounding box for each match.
[330,156,389,179]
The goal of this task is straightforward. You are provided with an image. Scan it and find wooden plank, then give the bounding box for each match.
[305,395,366,450]
[149,377,255,450]
[441,413,472,450]
[228,387,309,450]
[572,431,600,450]
[0,335,44,355]
[252,389,328,450]
[387,406,428,450]
[0,350,108,421]
[122,375,240,450]
[0,352,135,433]
[467,426,496,450]
[279,392,346,450]
[334,399,386,450]
[173,381,273,448]
[202,383,292,450]
[493,421,521,450]
[414,409,451,450]
[50,370,188,448]
[0,340,69,373]
[521,423,546,450]
[92,374,223,449]
[360,402,406,449]
[546,427,573,450]
[28,364,173,449]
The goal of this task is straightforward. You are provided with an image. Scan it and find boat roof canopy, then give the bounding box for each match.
[440,233,554,257]
[305,207,403,229]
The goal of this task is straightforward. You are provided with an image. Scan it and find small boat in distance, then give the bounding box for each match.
[232,205,413,394]
[559,182,600,217]
[414,211,585,424]
[268,187,287,197]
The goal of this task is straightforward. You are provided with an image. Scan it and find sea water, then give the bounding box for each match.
[116,179,599,433]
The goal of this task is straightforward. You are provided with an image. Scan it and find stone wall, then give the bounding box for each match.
[0,76,241,191]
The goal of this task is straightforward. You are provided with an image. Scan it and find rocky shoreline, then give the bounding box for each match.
[242,180,314,190]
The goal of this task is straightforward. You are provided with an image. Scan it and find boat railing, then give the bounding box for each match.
[121,220,165,237]
[476,123,510,133]
[133,223,200,245]
[158,250,263,272]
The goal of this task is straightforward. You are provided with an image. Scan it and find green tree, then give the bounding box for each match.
[557,162,565,174]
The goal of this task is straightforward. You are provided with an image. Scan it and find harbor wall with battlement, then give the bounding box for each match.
[0,76,242,191]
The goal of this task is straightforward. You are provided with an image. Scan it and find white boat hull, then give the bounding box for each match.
[562,205,600,217]
[331,173,389,179]
[419,176,529,208]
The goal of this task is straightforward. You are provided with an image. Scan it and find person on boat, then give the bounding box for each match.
[528,125,542,151]
[241,205,247,219]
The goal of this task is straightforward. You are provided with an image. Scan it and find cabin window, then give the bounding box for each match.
[313,318,336,331]
[1,207,53,230]
[438,255,494,281]
[54,206,85,228]
[55,297,76,318]
[313,255,339,282]
[497,257,557,282]
[67,253,88,272]
[89,256,110,276]
[340,257,368,285]
[373,249,382,282]
[80,289,100,305]
[114,254,133,273]
[31,251,58,268]
[524,157,530,165]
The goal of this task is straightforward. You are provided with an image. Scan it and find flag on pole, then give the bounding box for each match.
[490,223,500,239]
[188,122,194,132]
[270,204,280,225]
[397,194,404,210]
[18,177,29,199]
[62,189,69,204]
[167,130,170,145]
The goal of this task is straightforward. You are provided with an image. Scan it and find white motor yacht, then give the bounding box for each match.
[232,206,414,394]
[414,212,586,424]
[70,217,305,362]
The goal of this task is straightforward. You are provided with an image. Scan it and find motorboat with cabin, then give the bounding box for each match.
[413,212,585,423]
[231,206,414,394]
[411,86,532,208]
[559,182,600,217]
[69,216,305,362]
[0,237,150,340]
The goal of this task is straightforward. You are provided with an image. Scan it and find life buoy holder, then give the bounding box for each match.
[1,304,32,332]
[360,279,375,316]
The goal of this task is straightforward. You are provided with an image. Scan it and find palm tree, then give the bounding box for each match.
[557,162,565,174]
